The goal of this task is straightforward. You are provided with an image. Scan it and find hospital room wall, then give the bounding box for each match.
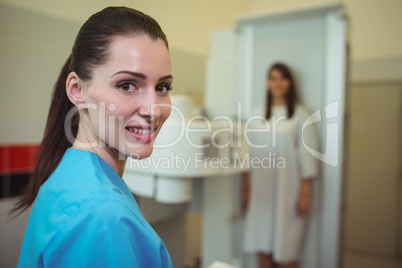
[0,0,250,57]
[0,0,401,61]
[251,0,402,61]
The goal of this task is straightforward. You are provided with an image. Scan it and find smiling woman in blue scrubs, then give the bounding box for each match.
[12,6,173,267]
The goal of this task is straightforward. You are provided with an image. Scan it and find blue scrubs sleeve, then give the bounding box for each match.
[42,196,172,268]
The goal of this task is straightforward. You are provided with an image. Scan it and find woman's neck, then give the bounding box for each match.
[72,123,127,177]
[272,97,286,106]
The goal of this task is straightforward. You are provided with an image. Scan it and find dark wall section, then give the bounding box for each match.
[0,144,39,198]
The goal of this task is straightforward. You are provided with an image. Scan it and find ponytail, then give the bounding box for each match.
[11,55,78,215]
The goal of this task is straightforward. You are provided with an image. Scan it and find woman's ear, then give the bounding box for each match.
[66,72,85,105]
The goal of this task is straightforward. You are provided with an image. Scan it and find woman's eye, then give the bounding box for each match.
[118,82,136,92]
[156,84,173,94]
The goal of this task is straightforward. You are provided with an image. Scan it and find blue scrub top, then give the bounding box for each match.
[18,148,173,268]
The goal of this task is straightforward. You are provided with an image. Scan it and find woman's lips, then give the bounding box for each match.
[125,125,157,143]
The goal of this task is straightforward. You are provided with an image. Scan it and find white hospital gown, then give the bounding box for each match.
[243,104,318,262]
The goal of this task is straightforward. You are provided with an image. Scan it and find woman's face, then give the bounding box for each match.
[267,68,290,99]
[81,35,172,159]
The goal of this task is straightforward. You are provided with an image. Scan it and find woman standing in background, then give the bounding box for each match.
[243,63,318,268]
[13,6,173,267]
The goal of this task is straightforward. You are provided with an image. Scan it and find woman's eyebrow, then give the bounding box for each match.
[111,71,173,82]
[111,70,146,79]
[159,75,173,81]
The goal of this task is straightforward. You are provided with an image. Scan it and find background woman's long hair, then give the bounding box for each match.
[265,63,298,120]
[11,6,169,215]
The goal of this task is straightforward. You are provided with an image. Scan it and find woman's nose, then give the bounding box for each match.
[138,89,162,120]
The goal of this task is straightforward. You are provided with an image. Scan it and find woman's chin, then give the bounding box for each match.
[125,146,154,160]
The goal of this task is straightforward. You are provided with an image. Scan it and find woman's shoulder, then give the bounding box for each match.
[40,149,129,216]
[56,192,161,250]
[38,177,132,220]
[75,192,138,222]
[38,192,167,267]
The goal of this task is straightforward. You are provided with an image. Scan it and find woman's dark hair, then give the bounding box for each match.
[265,63,298,120]
[11,6,169,215]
